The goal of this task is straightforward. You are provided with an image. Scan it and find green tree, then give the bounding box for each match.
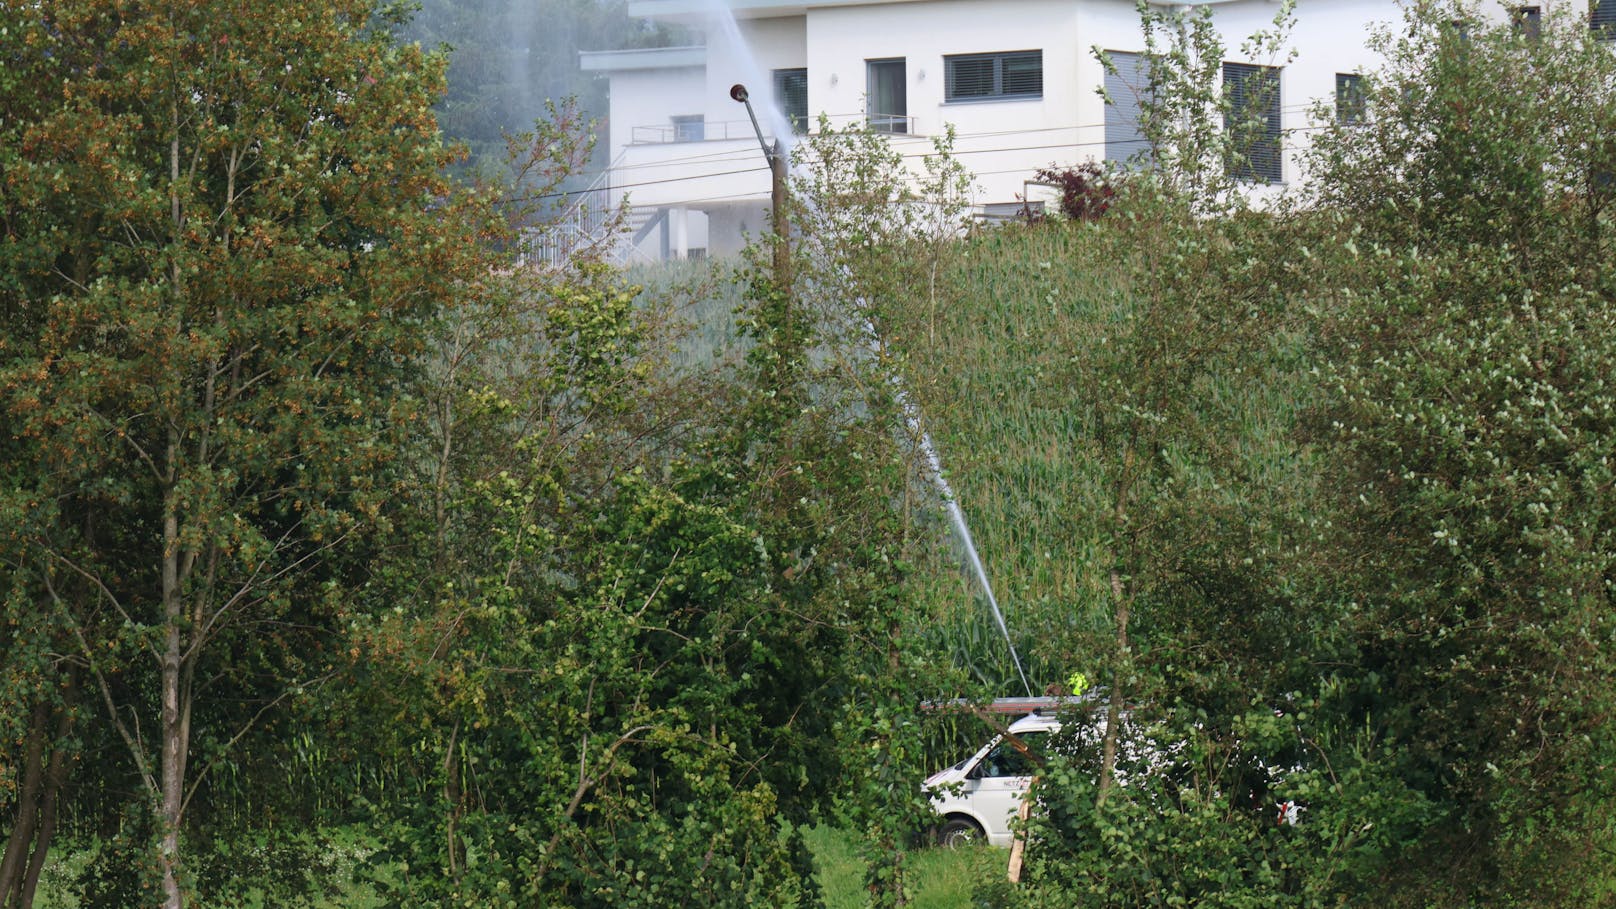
[1298,3,1616,901]
[781,120,986,907]
[303,119,936,904]
[1019,3,1616,904]
[0,1,488,905]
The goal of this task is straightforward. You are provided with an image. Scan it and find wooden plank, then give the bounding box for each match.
[1006,780,1035,882]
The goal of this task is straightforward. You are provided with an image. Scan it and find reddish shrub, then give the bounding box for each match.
[1034,162,1118,221]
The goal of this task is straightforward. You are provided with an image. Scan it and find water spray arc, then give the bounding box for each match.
[886,360,1035,698]
[713,6,1030,697]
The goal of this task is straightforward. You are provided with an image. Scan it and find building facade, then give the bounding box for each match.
[573,0,1608,262]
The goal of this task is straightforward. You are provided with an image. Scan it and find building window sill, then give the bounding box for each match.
[941,96,1043,106]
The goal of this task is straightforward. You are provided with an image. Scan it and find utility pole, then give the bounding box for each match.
[729,84,790,290]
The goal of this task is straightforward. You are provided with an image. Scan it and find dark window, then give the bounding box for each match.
[1513,6,1542,39]
[867,58,908,133]
[671,114,704,142]
[1594,0,1616,38]
[945,50,1043,101]
[981,200,1043,221]
[1223,62,1282,183]
[1335,72,1365,125]
[773,68,808,134]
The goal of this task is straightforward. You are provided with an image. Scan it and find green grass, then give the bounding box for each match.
[30,828,393,909]
[803,825,1004,909]
[624,257,752,372]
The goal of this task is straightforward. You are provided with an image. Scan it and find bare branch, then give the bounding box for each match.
[182,522,356,664]
[44,551,145,651]
[42,575,158,799]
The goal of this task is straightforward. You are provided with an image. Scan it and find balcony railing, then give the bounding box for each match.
[629,113,919,145]
[631,119,770,144]
[519,154,621,269]
[865,112,914,134]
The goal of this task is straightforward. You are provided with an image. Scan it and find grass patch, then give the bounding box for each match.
[625,257,751,371]
[803,825,1004,909]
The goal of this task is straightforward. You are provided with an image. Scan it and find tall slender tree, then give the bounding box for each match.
[0,1,488,905]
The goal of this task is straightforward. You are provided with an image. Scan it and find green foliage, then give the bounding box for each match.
[891,201,1320,697]
[334,257,837,903]
[1292,5,1616,899]
[775,120,994,906]
[1011,700,1436,907]
[0,0,492,902]
[804,825,1001,909]
[11,1,1615,906]
[307,111,945,909]
[910,2,1616,905]
[1097,0,1295,211]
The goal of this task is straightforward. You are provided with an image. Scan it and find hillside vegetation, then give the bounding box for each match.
[877,6,1616,904]
[3,1,1615,908]
[887,221,1317,691]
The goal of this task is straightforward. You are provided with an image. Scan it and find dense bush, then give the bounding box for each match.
[958,3,1616,905]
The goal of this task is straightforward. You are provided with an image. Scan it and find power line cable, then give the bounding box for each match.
[510,117,1363,207]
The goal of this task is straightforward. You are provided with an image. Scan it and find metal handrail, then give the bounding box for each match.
[865,112,916,134]
[520,150,625,269]
[631,119,773,144]
[628,113,921,145]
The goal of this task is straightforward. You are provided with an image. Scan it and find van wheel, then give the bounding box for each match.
[938,818,983,848]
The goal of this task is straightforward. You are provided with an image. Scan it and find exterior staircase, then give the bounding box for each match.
[520,153,665,269]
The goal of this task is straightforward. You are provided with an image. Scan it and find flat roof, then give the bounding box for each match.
[628,0,932,20]
[627,0,1247,20]
[578,45,707,72]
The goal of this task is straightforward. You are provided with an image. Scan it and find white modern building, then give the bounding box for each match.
[571,0,1611,262]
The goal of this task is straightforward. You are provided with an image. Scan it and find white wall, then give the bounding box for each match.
[804,0,1084,202]
[1071,0,1397,186]
[607,64,707,153]
[709,17,809,137]
[600,0,1614,259]
[772,0,1397,201]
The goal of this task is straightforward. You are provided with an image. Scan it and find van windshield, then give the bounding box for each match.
[968,731,1045,779]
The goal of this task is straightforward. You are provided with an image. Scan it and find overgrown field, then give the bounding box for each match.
[885,221,1317,694]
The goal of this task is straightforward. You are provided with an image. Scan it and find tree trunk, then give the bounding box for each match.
[17,679,75,909]
[1099,444,1136,803]
[444,721,463,882]
[161,492,186,909]
[160,426,188,909]
[157,66,190,909]
[0,703,47,906]
[1,672,77,909]
[1098,568,1130,802]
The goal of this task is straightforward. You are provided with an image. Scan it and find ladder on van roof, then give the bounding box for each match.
[919,694,1103,716]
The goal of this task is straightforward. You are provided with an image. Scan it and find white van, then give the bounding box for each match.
[923,712,1060,847]
[924,704,1299,846]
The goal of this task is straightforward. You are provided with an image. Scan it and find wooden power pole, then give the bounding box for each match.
[730,84,790,291]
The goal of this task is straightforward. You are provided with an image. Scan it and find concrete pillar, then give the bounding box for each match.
[671,206,689,260]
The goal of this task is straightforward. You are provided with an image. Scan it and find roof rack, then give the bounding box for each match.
[920,694,1104,716]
